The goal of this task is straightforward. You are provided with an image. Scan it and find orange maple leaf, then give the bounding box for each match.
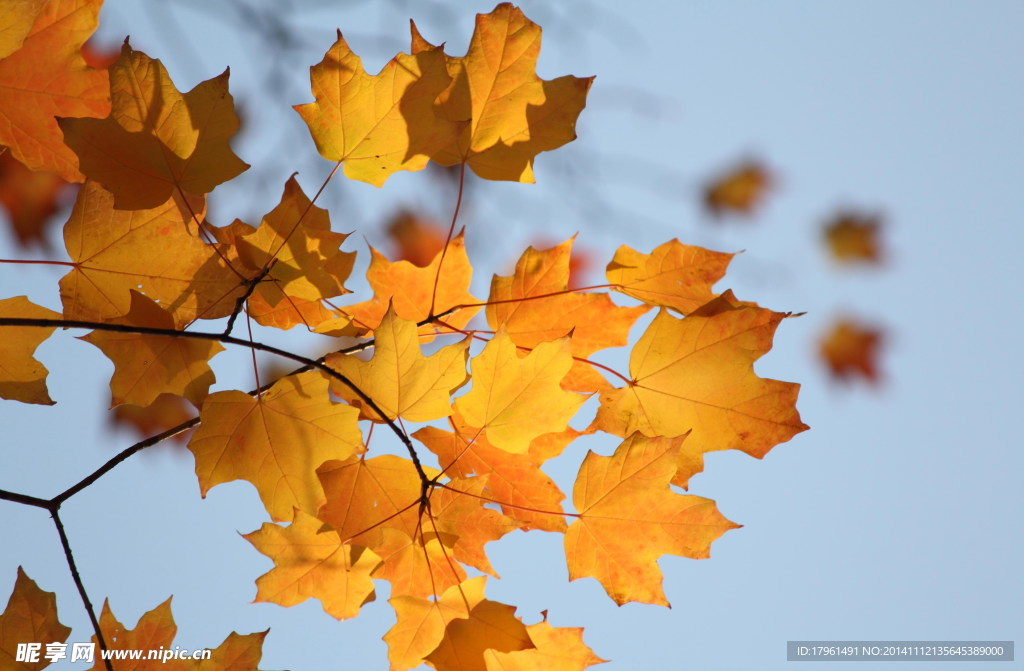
[454,332,586,453]
[703,159,773,217]
[487,239,648,393]
[326,305,469,422]
[822,210,884,264]
[244,508,380,620]
[0,0,109,181]
[412,3,593,182]
[819,317,884,384]
[565,433,739,606]
[415,417,569,533]
[593,303,808,462]
[295,31,458,185]
[234,175,355,307]
[111,393,196,444]
[0,295,60,405]
[425,589,535,671]
[59,43,248,209]
[0,0,49,59]
[80,291,224,408]
[58,181,243,325]
[0,567,72,670]
[384,577,485,671]
[483,621,607,671]
[606,239,736,315]
[188,371,363,522]
[386,209,447,266]
[343,231,478,338]
[0,150,74,248]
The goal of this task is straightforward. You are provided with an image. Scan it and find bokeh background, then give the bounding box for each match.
[2,1,1022,669]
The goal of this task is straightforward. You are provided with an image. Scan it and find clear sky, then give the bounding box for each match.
[1,1,1022,669]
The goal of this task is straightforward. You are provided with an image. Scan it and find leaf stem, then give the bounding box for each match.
[429,162,467,317]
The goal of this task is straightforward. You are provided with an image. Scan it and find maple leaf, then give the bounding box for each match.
[344,231,478,338]
[326,305,469,422]
[80,291,224,408]
[295,31,458,185]
[384,577,485,671]
[454,332,586,454]
[234,175,355,307]
[0,0,109,181]
[89,598,266,671]
[428,475,523,576]
[593,303,808,463]
[188,371,363,522]
[822,210,884,264]
[703,159,772,217]
[59,181,243,325]
[487,239,648,393]
[386,209,447,266]
[425,590,534,671]
[606,239,736,315]
[244,508,380,620]
[371,526,467,599]
[0,296,60,405]
[565,433,739,606]
[0,149,74,248]
[413,3,593,182]
[111,393,196,444]
[415,417,569,533]
[0,567,72,670]
[483,621,607,671]
[819,317,884,384]
[59,43,248,210]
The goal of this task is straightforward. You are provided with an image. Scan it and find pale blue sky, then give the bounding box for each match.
[2,1,1022,669]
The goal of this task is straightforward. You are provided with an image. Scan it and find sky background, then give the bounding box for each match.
[1,1,1022,669]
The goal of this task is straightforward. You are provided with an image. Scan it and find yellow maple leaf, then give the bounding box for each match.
[0,567,72,670]
[295,31,459,185]
[454,332,585,454]
[80,291,224,408]
[425,592,534,671]
[483,621,607,671]
[384,577,484,671]
[244,508,380,620]
[0,296,59,405]
[413,3,593,182]
[59,43,248,209]
[565,433,739,606]
[326,306,469,422]
[188,371,363,522]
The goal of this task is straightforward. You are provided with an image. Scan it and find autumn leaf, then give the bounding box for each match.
[487,239,648,393]
[822,210,884,264]
[326,306,469,422]
[384,577,484,671]
[454,332,586,454]
[244,508,380,620]
[413,3,593,182]
[0,296,60,405]
[428,475,523,576]
[425,589,534,671]
[295,31,458,185]
[606,239,735,315]
[370,526,466,599]
[0,150,73,248]
[415,417,569,533]
[59,43,248,209]
[80,291,224,408]
[234,175,355,307]
[565,433,739,606]
[819,317,884,384]
[386,209,446,266]
[484,621,607,671]
[59,181,243,325]
[89,598,266,671]
[593,303,808,462]
[0,567,72,671]
[0,0,109,181]
[703,159,772,217]
[111,393,196,444]
[188,370,363,522]
[344,231,478,338]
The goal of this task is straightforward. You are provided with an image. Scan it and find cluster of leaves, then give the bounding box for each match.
[0,1,808,669]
